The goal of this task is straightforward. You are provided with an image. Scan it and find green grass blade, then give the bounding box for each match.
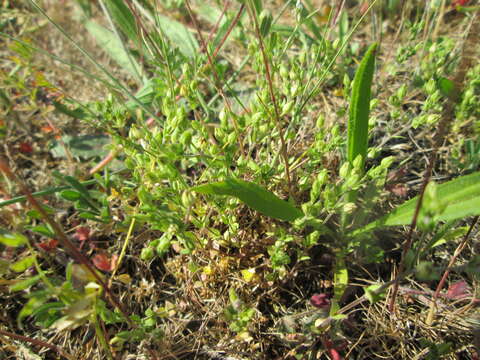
[104,0,139,43]
[353,171,480,235]
[192,179,303,222]
[26,0,160,123]
[347,42,378,168]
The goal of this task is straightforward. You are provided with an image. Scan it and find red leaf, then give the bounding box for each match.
[452,0,469,6]
[329,348,342,360]
[310,293,331,309]
[359,2,369,15]
[75,227,90,242]
[446,281,470,299]
[37,238,59,252]
[92,253,115,272]
[18,142,33,154]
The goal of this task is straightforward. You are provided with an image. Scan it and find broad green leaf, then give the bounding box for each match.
[50,134,110,160]
[17,290,50,327]
[105,0,139,43]
[0,230,28,247]
[155,15,199,58]
[10,256,36,273]
[354,171,480,234]
[84,20,141,76]
[53,101,89,120]
[192,178,303,222]
[347,43,378,169]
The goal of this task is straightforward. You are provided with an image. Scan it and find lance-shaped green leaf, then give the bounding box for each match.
[353,171,480,235]
[155,14,199,58]
[84,20,141,77]
[192,178,303,222]
[347,42,378,170]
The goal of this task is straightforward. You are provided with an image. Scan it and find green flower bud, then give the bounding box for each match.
[339,162,350,178]
[281,100,294,115]
[141,247,155,261]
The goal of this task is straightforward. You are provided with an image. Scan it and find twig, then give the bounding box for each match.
[212,4,245,58]
[0,328,74,360]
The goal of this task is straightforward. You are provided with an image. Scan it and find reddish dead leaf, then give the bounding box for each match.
[93,253,113,272]
[92,253,118,272]
[360,1,369,15]
[452,0,469,7]
[322,337,343,360]
[310,293,331,309]
[18,142,33,154]
[445,280,470,299]
[41,124,55,133]
[385,183,408,197]
[37,238,59,252]
[329,348,342,360]
[75,227,90,242]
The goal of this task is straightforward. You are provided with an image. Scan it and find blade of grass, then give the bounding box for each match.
[98,0,143,81]
[295,0,379,117]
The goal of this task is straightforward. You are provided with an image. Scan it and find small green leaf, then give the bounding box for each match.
[0,230,28,247]
[9,274,42,292]
[364,284,386,304]
[17,291,49,328]
[437,76,455,98]
[30,225,55,237]
[10,256,36,273]
[347,43,378,170]
[192,178,303,222]
[59,189,82,201]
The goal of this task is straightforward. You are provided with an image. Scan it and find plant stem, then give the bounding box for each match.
[246,1,292,195]
[0,329,74,360]
[184,0,245,154]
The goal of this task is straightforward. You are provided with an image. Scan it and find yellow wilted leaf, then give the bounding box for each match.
[115,273,132,285]
[241,268,259,283]
[202,265,213,276]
